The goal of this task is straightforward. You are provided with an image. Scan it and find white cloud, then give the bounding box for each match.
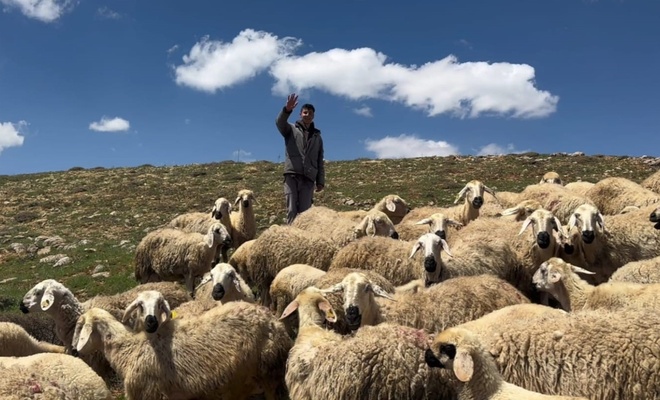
[353,105,373,117]
[0,121,26,154]
[365,134,459,159]
[174,29,301,93]
[97,6,120,20]
[89,116,130,132]
[167,44,179,55]
[476,143,528,156]
[271,50,558,119]
[232,149,255,163]
[0,0,73,22]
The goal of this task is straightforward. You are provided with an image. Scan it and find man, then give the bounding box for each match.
[276,93,325,224]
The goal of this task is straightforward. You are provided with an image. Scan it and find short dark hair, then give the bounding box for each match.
[301,103,315,113]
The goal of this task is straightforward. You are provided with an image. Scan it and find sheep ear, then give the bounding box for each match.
[597,213,606,232]
[553,217,563,234]
[519,217,534,235]
[279,300,299,320]
[453,348,474,382]
[159,298,172,325]
[122,299,141,324]
[385,199,397,213]
[571,265,595,275]
[501,206,520,216]
[234,196,241,206]
[232,276,242,293]
[568,213,578,229]
[354,216,369,237]
[409,242,422,258]
[319,283,344,294]
[440,238,453,258]
[371,284,396,301]
[415,218,432,226]
[205,231,215,248]
[483,185,497,199]
[454,186,469,204]
[40,288,56,311]
[318,300,337,323]
[366,217,377,237]
[75,321,94,353]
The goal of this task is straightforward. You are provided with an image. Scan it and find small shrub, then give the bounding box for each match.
[14,211,40,223]
[68,166,85,171]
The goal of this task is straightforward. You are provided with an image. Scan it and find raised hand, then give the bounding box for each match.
[285,93,298,112]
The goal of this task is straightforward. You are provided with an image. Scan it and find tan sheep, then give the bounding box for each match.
[269,263,327,317]
[651,205,660,229]
[539,171,563,185]
[73,302,292,400]
[339,194,411,224]
[425,327,587,400]
[517,182,595,223]
[396,212,463,242]
[194,262,254,303]
[134,222,232,293]
[563,180,594,196]
[228,189,258,249]
[609,255,660,284]
[0,312,61,345]
[533,257,660,311]
[499,199,543,221]
[280,287,453,400]
[0,353,112,399]
[585,176,660,215]
[641,169,660,194]
[0,322,65,357]
[227,238,255,278]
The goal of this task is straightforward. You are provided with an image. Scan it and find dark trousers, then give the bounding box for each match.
[284,174,315,224]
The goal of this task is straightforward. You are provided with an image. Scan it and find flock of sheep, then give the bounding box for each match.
[1,168,660,400]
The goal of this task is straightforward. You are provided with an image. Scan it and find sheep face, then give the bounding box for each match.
[208,223,232,248]
[20,279,68,314]
[280,287,337,329]
[209,263,242,301]
[380,195,410,223]
[211,197,231,220]
[650,207,660,229]
[415,213,463,240]
[532,259,565,296]
[234,189,256,210]
[354,211,398,239]
[122,291,172,334]
[410,233,452,287]
[426,327,479,383]
[73,308,114,355]
[519,209,563,250]
[568,204,605,244]
[320,273,394,331]
[540,171,562,185]
[454,180,497,210]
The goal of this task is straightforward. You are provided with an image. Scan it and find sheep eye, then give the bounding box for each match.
[440,344,456,359]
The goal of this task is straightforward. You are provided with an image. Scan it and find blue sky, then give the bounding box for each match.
[1,0,659,175]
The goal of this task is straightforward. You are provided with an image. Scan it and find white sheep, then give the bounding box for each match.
[396,212,463,242]
[339,194,411,224]
[533,257,660,311]
[134,222,232,293]
[425,327,587,400]
[328,232,452,287]
[166,197,233,262]
[280,287,453,400]
[539,171,563,185]
[194,262,254,303]
[453,305,660,399]
[228,188,258,249]
[585,176,660,215]
[0,322,65,357]
[0,353,112,399]
[73,302,292,400]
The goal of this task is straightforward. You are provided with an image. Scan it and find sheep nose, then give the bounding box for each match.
[70,348,79,357]
[537,231,550,249]
[425,348,443,368]
[563,243,575,255]
[582,230,595,244]
[145,315,159,333]
[390,231,399,240]
[650,212,658,222]
[242,200,250,208]
[424,256,437,272]
[472,196,484,209]
[212,284,226,300]
[223,236,232,246]
[19,302,29,314]
[434,230,446,240]
[345,305,361,328]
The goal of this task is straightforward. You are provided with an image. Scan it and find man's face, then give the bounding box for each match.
[300,108,314,125]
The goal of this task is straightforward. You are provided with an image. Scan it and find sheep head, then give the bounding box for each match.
[234,189,257,209]
[73,308,115,355]
[454,180,498,209]
[426,327,481,383]
[415,212,463,240]
[280,287,337,329]
[21,279,71,314]
[377,194,410,224]
[519,209,563,250]
[211,197,232,220]
[540,171,563,185]
[410,233,452,287]
[206,222,232,248]
[568,203,605,244]
[207,262,243,301]
[354,211,398,239]
[650,207,660,229]
[122,290,172,334]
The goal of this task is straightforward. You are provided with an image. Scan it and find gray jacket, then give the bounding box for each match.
[276,107,325,186]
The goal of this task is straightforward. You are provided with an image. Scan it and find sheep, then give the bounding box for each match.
[425,327,587,400]
[241,225,339,306]
[565,203,660,283]
[73,301,292,400]
[651,205,660,229]
[166,197,233,262]
[533,257,660,311]
[563,180,594,196]
[292,206,399,245]
[452,306,660,400]
[321,272,530,334]
[641,169,660,194]
[339,194,411,224]
[609,255,660,283]
[228,189,258,249]
[516,183,595,224]
[19,279,192,383]
[194,262,255,303]
[539,171,563,185]
[0,353,112,400]
[499,199,543,221]
[585,176,660,215]
[228,238,255,278]
[328,232,452,287]
[396,212,463,242]
[486,190,520,208]
[280,287,453,400]
[134,222,232,294]
[0,312,61,345]
[270,263,327,317]
[0,322,65,357]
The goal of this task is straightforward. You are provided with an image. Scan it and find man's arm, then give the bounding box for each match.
[276,93,299,137]
[316,137,325,190]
